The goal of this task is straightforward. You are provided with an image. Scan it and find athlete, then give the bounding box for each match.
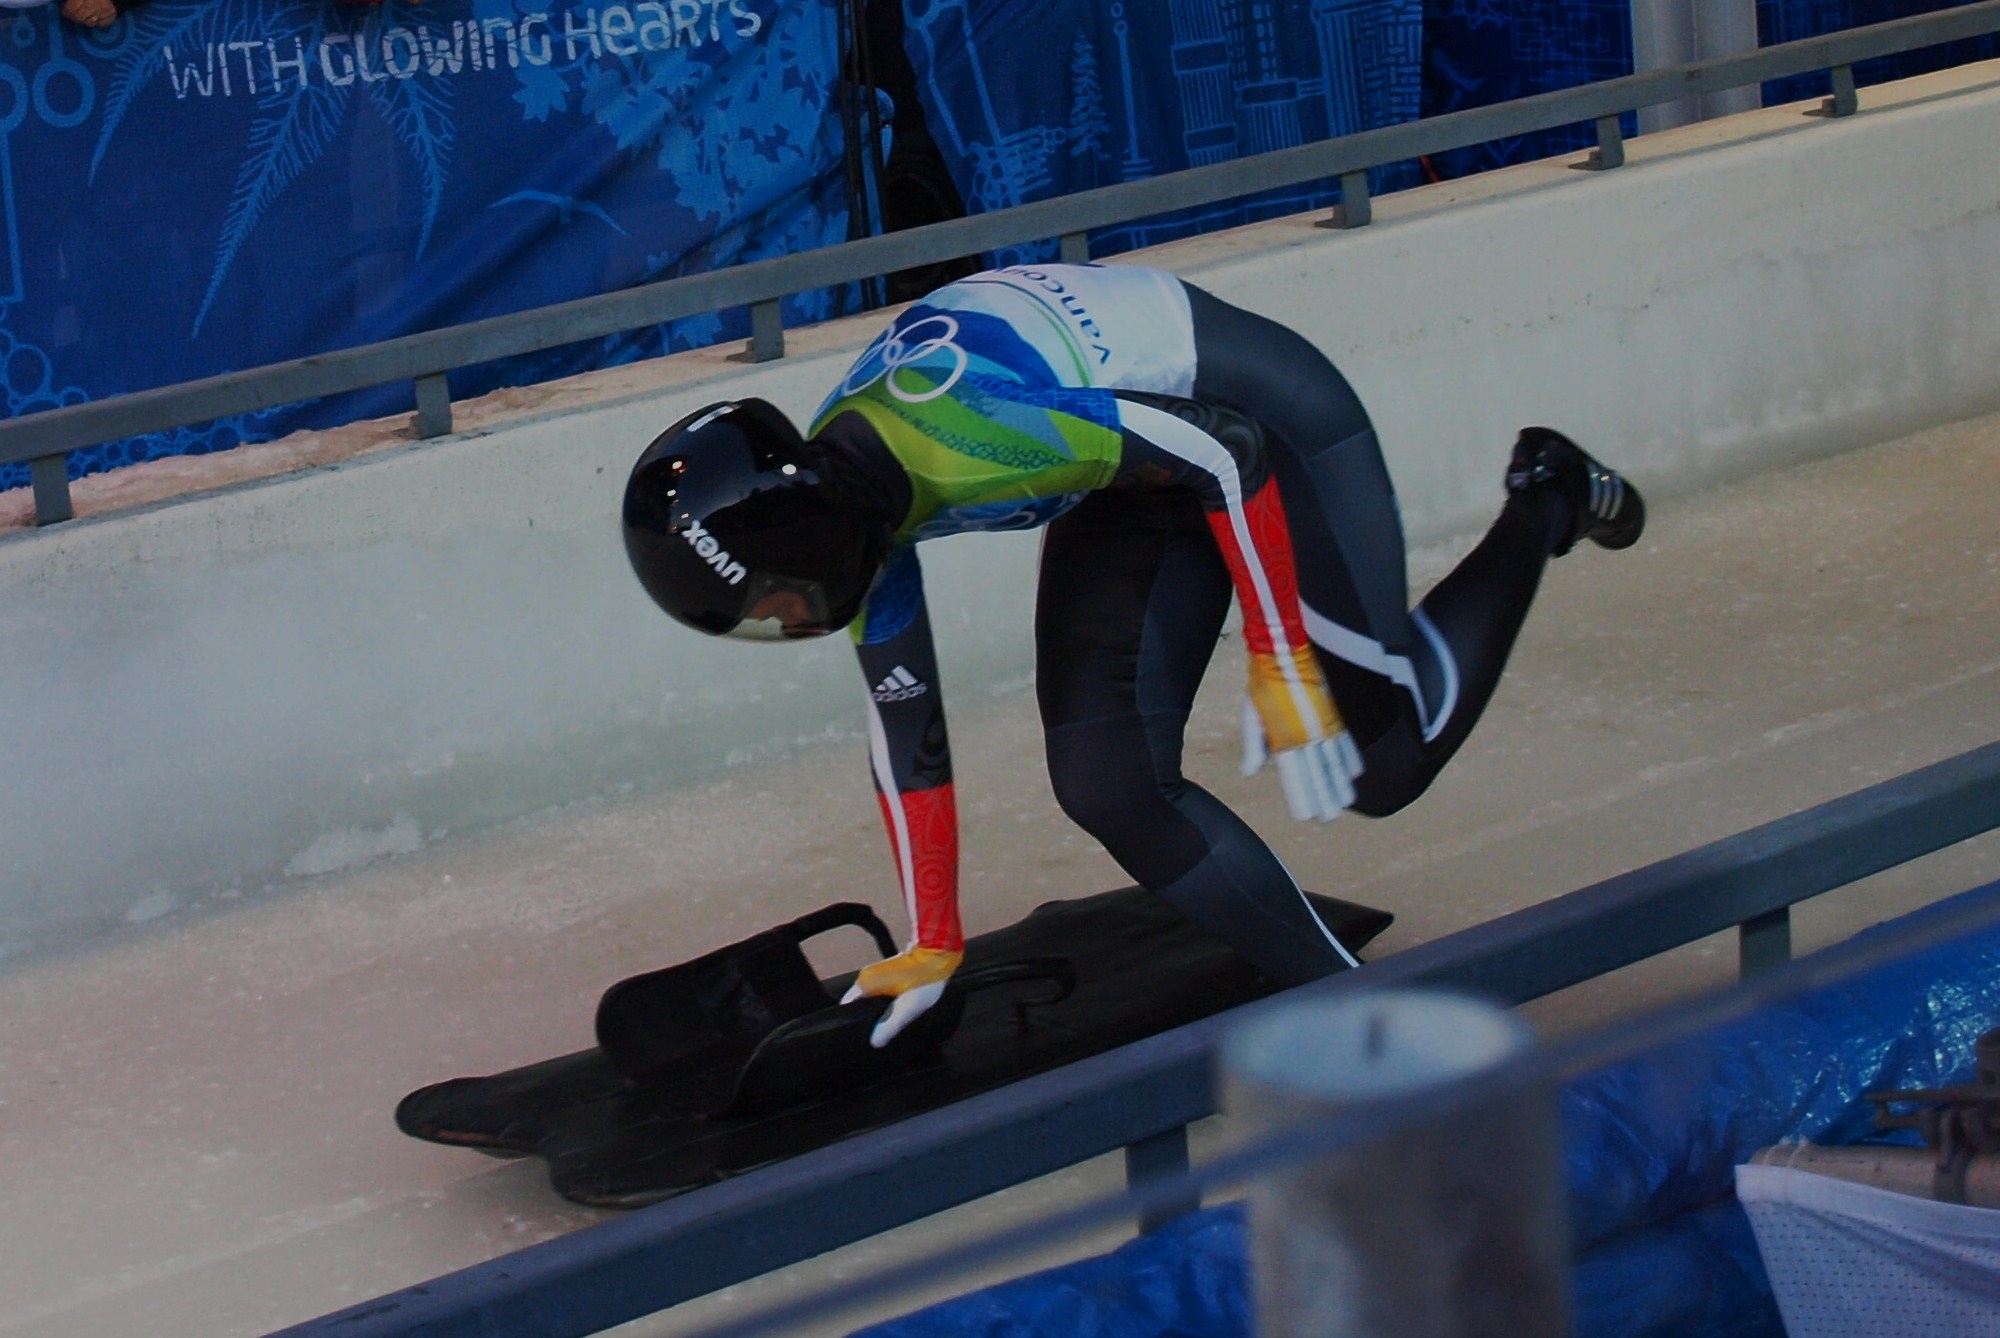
[622,263,1644,1047]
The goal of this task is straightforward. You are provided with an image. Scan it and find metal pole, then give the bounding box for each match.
[1327,170,1370,229]
[1222,990,1569,1338]
[414,373,454,439]
[1739,906,1793,978]
[1123,1125,1198,1232]
[1632,0,1761,133]
[29,454,73,526]
[1585,114,1627,170]
[1750,1143,2000,1207]
[740,299,785,363]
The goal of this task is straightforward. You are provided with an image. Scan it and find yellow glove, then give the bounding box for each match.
[840,946,963,1048]
[1246,644,1343,751]
[1242,647,1364,823]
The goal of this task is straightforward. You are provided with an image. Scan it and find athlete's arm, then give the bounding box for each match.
[839,547,965,1045]
[1111,393,1363,820]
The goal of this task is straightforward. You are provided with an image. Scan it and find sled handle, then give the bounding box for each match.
[780,902,899,960]
[956,956,1078,1026]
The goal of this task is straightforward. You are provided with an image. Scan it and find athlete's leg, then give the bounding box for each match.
[1354,490,1568,813]
[1183,282,1578,817]
[1037,487,1354,985]
[1183,284,1423,750]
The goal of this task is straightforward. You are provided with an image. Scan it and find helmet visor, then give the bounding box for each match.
[726,571,843,641]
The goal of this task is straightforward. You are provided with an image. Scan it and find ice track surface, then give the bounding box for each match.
[4,413,2000,1337]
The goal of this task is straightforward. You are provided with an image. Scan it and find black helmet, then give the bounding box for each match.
[622,399,887,640]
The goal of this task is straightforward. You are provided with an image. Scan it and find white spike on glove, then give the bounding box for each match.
[1241,693,1364,823]
[839,946,962,1048]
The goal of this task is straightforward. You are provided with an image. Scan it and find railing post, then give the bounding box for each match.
[414,373,454,439]
[1740,907,1793,978]
[1321,169,1371,230]
[749,299,785,362]
[1224,991,1569,1337]
[1059,231,1091,264]
[29,454,73,526]
[1584,114,1626,170]
[1822,64,1859,117]
[1123,1125,1197,1233]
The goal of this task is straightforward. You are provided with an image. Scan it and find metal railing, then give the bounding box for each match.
[9,0,2000,527]
[269,738,2000,1337]
[682,867,2000,1338]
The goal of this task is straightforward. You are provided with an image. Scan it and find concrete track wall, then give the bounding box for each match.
[4,62,1996,956]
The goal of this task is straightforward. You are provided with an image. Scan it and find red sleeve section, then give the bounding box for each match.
[1203,476,1312,659]
[875,782,963,952]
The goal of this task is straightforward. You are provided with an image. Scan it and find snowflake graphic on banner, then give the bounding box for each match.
[86,0,460,336]
[582,5,828,221]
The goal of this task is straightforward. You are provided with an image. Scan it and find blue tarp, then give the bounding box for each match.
[0,0,863,488]
[1420,0,1634,178]
[858,880,2000,1337]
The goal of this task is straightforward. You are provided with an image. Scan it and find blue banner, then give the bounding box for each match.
[896,0,1426,261]
[1,0,863,489]
[1420,0,1996,180]
[1759,0,2000,106]
[1421,0,1633,178]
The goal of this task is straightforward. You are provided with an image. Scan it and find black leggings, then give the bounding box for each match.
[1035,284,1565,984]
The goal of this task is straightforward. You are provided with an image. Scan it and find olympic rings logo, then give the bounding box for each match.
[841,314,968,404]
[1,19,99,134]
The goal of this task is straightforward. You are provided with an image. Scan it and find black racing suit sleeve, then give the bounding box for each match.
[855,589,952,796]
[852,550,961,951]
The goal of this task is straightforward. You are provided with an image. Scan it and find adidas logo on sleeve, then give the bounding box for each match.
[871,666,929,703]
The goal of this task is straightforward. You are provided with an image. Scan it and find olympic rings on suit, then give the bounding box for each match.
[840,314,968,405]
